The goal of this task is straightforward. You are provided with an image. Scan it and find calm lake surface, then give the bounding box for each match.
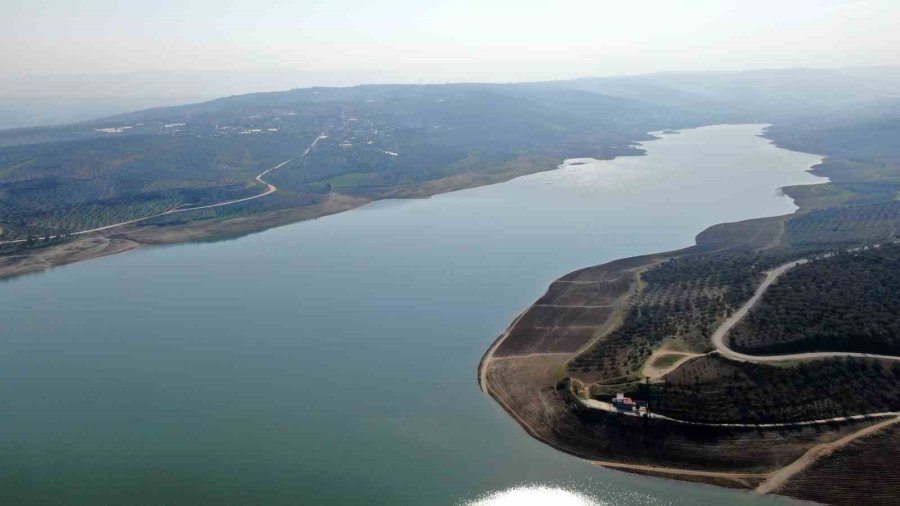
[0,125,823,505]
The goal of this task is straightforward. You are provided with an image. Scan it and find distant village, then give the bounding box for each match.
[91,101,411,160]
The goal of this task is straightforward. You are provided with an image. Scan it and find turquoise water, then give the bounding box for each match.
[0,125,822,505]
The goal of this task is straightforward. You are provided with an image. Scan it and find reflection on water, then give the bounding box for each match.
[548,156,653,194]
[0,124,822,505]
[466,485,605,506]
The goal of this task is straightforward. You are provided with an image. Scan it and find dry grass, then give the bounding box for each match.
[778,423,900,504]
[484,353,882,475]
[0,236,140,280]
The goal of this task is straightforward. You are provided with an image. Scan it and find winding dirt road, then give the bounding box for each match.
[482,244,900,495]
[578,251,900,492]
[0,134,328,245]
[580,252,900,426]
[712,257,900,363]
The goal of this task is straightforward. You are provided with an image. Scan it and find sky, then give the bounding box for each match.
[3,0,900,83]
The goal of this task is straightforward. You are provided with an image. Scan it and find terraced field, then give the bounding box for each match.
[481,193,900,502]
[567,250,791,384]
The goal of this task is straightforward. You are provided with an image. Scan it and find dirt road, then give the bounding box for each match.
[711,257,900,363]
[0,134,327,245]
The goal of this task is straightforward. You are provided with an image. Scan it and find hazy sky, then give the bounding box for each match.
[3,0,900,82]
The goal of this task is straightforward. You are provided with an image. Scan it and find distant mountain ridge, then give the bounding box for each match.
[0,66,898,246]
[0,81,702,242]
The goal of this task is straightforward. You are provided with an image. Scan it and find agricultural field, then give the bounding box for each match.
[783,201,900,248]
[486,353,880,472]
[0,83,700,245]
[567,250,794,384]
[653,355,900,423]
[475,72,900,503]
[492,256,643,357]
[0,133,315,240]
[779,424,900,505]
[728,243,900,356]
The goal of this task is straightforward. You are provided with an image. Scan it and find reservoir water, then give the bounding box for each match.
[0,125,823,505]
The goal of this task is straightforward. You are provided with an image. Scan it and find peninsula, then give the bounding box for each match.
[480,111,900,504]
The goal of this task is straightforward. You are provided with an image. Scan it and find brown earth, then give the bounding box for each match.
[479,213,900,503]
[484,353,882,473]
[592,462,769,490]
[0,192,369,280]
[0,155,562,281]
[0,235,141,279]
[776,420,900,505]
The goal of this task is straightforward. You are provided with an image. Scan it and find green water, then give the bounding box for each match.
[0,125,822,505]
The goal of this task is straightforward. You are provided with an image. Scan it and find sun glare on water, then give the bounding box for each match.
[465,485,605,506]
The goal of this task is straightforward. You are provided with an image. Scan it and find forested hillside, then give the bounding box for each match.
[729,244,900,355]
[2,68,899,247]
[0,83,705,243]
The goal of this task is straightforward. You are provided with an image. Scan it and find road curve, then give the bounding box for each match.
[0,134,328,245]
[712,257,900,363]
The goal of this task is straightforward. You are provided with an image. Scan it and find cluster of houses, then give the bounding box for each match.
[613,393,649,416]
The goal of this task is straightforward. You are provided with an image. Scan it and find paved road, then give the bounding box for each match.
[0,134,328,245]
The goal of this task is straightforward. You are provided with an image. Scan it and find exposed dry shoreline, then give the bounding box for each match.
[475,213,900,501]
[0,156,563,281]
[474,133,900,502]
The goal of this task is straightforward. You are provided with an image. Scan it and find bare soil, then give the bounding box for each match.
[776,421,900,505]
[0,154,559,280]
[0,193,368,280]
[484,353,881,475]
[0,236,141,279]
[479,213,900,502]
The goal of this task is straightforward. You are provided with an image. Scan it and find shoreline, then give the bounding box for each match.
[0,123,816,282]
[0,151,574,281]
[477,126,829,397]
[477,129,844,497]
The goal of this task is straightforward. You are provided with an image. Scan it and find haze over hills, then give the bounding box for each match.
[3,65,899,130]
[556,66,900,118]
[471,67,900,506]
[3,64,900,506]
[0,79,698,243]
[6,0,900,503]
[1,66,898,247]
[0,69,410,129]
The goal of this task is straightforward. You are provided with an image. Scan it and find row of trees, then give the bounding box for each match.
[786,201,900,248]
[569,251,790,381]
[653,355,900,424]
[730,243,900,355]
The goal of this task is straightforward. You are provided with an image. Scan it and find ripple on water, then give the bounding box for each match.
[463,485,607,506]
